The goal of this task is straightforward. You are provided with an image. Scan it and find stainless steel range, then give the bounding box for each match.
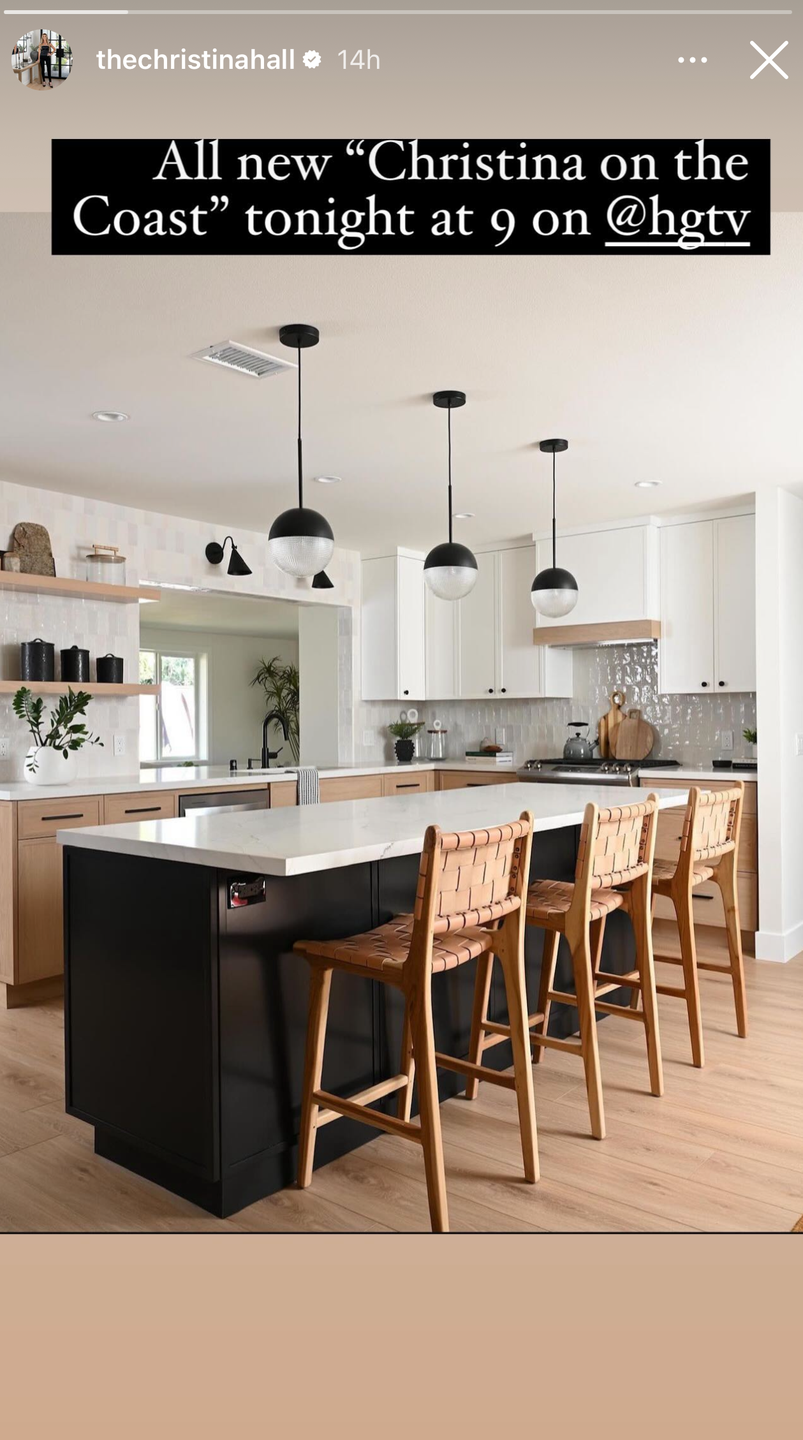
[517,758,680,788]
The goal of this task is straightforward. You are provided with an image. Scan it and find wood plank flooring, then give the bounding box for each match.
[1,924,802,1232]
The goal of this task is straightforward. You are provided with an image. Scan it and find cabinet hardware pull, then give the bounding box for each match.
[42,812,84,821]
[701,681,709,687]
[501,687,507,693]
[718,680,726,687]
[694,894,714,902]
[488,688,494,694]
[403,690,409,696]
[397,783,419,789]
[124,805,162,814]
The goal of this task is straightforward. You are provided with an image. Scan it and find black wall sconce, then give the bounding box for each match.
[205,536,252,577]
[311,570,333,590]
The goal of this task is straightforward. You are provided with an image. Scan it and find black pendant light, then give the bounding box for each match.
[531,439,578,617]
[423,390,478,601]
[268,324,335,578]
[205,535,252,577]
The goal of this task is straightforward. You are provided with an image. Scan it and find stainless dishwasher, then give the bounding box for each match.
[178,790,269,818]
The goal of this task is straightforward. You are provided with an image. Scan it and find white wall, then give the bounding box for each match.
[298,606,341,767]
[755,487,803,962]
[140,624,298,766]
[0,477,358,781]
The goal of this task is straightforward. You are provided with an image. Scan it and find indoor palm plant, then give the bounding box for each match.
[13,686,103,785]
[250,657,300,762]
[389,719,423,765]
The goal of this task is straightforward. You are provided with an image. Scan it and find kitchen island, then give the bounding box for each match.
[59,782,687,1217]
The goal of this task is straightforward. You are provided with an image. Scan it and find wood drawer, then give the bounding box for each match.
[438,770,517,789]
[319,775,384,803]
[18,795,101,839]
[382,772,434,796]
[103,791,177,825]
[649,777,756,815]
[269,781,297,807]
[653,871,757,932]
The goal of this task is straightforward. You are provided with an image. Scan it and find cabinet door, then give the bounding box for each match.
[425,585,459,699]
[659,522,715,694]
[396,554,426,700]
[497,547,541,697]
[715,515,756,692]
[458,552,497,698]
[535,525,652,630]
[18,837,63,984]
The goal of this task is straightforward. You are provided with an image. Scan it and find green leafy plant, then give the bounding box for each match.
[13,687,103,770]
[250,657,300,762]
[389,721,424,741]
[743,728,757,746]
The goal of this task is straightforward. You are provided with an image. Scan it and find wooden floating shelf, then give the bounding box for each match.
[0,572,160,604]
[0,681,160,697]
[532,619,662,647]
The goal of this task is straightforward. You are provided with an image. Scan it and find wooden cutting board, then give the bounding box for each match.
[598,690,626,759]
[612,708,655,761]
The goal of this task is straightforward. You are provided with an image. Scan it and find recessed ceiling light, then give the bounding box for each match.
[314,474,341,485]
[634,480,661,489]
[92,410,129,423]
[453,511,475,520]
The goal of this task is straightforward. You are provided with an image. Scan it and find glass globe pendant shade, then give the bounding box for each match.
[531,566,579,618]
[268,506,334,578]
[424,541,478,600]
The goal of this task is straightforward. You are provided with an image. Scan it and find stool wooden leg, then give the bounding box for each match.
[465,950,494,1101]
[297,963,333,1189]
[631,878,664,1096]
[397,998,415,1121]
[408,975,449,1233]
[496,926,539,1183]
[671,883,705,1067]
[565,915,606,1141]
[717,853,748,1039]
[533,928,559,1064]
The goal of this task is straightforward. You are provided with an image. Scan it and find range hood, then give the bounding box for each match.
[532,619,661,649]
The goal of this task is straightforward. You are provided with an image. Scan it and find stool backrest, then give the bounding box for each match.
[681,783,743,867]
[575,797,659,903]
[413,813,534,955]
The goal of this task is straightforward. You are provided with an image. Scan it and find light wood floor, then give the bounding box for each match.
[1,924,802,1232]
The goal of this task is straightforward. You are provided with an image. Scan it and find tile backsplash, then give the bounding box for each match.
[354,644,757,767]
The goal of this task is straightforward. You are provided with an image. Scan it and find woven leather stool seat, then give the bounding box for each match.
[297,913,494,976]
[651,857,714,893]
[526,878,623,929]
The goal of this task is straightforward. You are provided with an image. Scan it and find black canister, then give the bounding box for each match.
[96,652,124,683]
[20,638,55,681]
[61,646,90,683]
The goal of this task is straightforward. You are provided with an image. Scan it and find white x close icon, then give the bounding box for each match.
[749,39,789,79]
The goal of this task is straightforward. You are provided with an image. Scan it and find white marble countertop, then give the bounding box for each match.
[58,781,689,877]
[0,758,512,802]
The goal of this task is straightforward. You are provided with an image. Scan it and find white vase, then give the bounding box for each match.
[24,746,79,786]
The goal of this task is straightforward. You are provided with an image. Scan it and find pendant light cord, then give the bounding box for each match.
[552,448,557,569]
[297,345,304,510]
[447,402,453,545]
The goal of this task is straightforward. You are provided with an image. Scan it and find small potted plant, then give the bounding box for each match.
[743,727,757,762]
[389,719,423,765]
[13,686,103,785]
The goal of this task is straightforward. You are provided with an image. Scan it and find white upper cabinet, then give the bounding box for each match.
[658,514,755,694]
[458,550,498,698]
[424,585,459,700]
[534,522,659,630]
[714,515,757,694]
[361,551,426,701]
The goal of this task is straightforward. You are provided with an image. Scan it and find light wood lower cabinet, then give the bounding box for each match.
[319,775,384,803]
[268,780,297,807]
[103,791,176,824]
[381,772,434,796]
[438,770,517,789]
[17,836,65,985]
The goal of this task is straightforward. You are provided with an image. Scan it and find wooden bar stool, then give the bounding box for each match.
[466,795,661,1142]
[645,783,747,1067]
[293,812,538,1233]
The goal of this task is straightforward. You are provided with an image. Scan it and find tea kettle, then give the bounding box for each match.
[563,722,597,762]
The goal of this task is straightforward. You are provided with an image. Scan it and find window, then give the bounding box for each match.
[139,649,207,764]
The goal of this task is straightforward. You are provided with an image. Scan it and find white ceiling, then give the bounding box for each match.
[1,214,800,553]
[142,590,299,638]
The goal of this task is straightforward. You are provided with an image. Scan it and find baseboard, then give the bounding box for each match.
[755,922,803,964]
[0,975,64,1008]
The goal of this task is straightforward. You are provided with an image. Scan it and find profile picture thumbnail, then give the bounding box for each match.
[11,29,72,90]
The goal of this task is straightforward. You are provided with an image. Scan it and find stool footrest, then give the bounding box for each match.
[314,1072,410,1128]
[313,1082,421,1142]
[530,1033,584,1055]
[591,999,646,1021]
[434,1052,517,1090]
[595,970,639,989]
[696,961,734,974]
[547,989,576,1006]
[656,983,687,999]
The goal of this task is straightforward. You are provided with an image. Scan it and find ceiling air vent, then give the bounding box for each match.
[191,341,297,379]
